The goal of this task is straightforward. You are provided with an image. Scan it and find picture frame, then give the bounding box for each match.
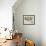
[23,15,35,25]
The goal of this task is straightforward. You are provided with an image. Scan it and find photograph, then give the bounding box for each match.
[23,15,35,25]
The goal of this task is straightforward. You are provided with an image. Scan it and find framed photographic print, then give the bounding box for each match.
[23,15,35,25]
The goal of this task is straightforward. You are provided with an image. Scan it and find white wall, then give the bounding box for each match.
[13,0,41,46]
[0,0,16,30]
[41,0,46,46]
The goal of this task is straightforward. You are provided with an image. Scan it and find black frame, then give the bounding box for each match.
[23,15,35,25]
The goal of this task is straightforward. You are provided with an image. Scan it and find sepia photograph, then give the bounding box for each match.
[23,15,35,25]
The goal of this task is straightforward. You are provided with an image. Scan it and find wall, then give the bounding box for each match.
[41,0,46,46]
[13,0,41,46]
[0,0,16,30]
